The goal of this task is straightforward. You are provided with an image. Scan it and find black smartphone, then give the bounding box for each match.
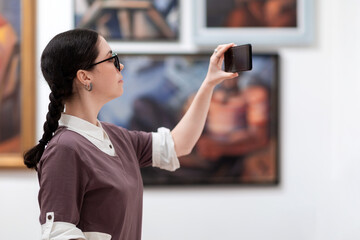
[224,44,252,72]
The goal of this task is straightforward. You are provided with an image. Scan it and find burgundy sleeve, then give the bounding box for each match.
[127,130,153,168]
[37,144,88,225]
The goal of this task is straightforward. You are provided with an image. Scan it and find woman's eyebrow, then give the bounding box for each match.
[102,50,112,58]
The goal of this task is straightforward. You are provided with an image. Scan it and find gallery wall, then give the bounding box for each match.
[1,0,360,239]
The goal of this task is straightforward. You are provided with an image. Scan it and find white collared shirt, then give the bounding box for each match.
[59,113,116,156]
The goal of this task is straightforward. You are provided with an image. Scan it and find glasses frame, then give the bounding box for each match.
[90,52,121,71]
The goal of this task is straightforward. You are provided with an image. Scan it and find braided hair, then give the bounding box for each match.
[24,29,99,170]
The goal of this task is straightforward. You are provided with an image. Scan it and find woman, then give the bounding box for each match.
[24,29,237,240]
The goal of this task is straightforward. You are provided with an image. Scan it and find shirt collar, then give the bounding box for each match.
[59,113,105,141]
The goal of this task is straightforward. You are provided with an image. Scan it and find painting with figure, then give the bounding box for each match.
[207,0,297,28]
[194,0,312,46]
[99,54,279,185]
[0,0,21,153]
[74,0,179,41]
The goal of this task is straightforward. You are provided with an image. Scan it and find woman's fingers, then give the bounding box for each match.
[212,43,235,58]
[225,72,239,79]
[211,43,236,66]
[217,55,224,68]
[218,71,238,81]
[217,43,235,57]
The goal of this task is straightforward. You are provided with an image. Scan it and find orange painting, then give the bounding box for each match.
[0,12,21,153]
[0,0,35,167]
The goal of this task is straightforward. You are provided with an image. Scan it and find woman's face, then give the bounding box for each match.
[90,36,124,102]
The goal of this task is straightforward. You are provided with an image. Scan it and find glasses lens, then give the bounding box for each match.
[114,55,120,71]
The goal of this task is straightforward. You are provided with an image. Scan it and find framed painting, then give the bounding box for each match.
[74,0,186,53]
[99,53,279,185]
[0,0,36,167]
[194,0,314,46]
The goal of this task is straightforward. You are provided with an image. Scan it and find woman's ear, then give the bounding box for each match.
[75,69,92,86]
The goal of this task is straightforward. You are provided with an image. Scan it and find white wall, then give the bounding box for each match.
[1,0,360,239]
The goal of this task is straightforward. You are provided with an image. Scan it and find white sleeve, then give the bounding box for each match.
[152,127,180,172]
[41,212,86,240]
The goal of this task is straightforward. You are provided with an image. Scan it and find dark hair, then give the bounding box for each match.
[24,29,99,170]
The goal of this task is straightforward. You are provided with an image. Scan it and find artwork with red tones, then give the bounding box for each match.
[0,0,35,167]
[0,1,21,154]
[99,53,279,185]
[207,0,297,28]
[194,0,313,46]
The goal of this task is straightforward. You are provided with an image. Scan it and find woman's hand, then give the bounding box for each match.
[204,43,239,87]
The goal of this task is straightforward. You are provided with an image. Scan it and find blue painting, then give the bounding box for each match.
[75,0,179,41]
[99,54,279,185]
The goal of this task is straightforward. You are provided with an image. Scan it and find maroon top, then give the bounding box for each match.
[37,122,152,240]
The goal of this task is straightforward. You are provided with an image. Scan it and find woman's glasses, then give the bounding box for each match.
[91,53,121,71]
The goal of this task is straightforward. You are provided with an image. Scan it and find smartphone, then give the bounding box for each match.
[224,44,252,72]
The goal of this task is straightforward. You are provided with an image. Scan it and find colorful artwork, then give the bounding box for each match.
[99,54,279,185]
[0,0,35,167]
[74,0,180,41]
[0,0,21,153]
[207,0,297,28]
[194,0,313,46]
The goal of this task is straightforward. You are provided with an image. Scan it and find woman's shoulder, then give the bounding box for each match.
[100,122,152,143]
[100,121,123,130]
[39,128,91,168]
[46,127,89,152]
[38,128,90,178]
[100,121,128,136]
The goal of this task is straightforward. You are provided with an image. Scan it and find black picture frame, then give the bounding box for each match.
[99,53,280,185]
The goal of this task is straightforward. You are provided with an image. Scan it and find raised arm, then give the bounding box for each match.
[171,43,239,157]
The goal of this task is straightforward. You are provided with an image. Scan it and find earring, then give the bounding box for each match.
[85,83,93,91]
